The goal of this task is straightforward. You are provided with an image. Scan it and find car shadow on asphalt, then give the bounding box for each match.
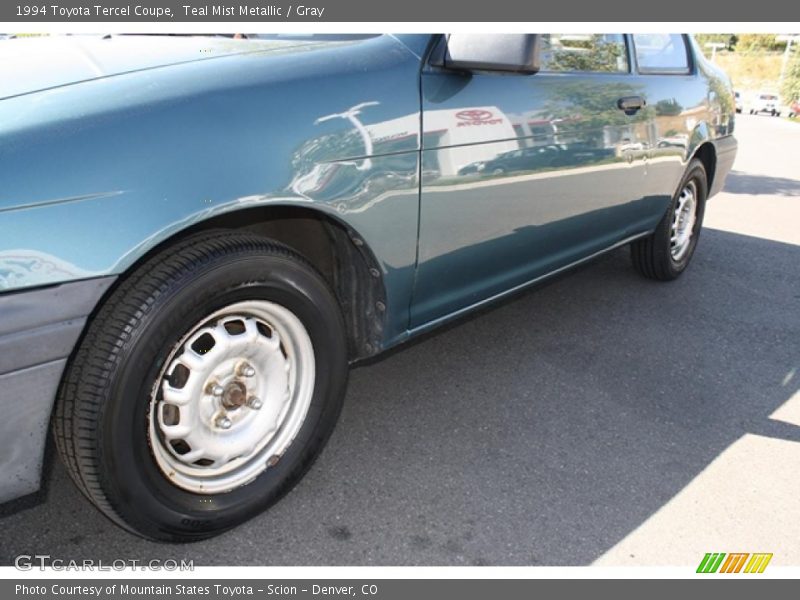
[724,170,800,196]
[0,228,798,566]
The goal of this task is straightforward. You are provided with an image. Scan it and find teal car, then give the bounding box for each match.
[0,33,736,541]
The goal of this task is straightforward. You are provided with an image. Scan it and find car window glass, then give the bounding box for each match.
[538,34,628,73]
[633,34,690,73]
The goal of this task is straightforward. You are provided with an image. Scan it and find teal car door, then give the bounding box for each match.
[411,34,655,328]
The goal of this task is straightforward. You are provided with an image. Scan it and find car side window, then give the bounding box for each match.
[538,34,628,73]
[633,34,690,74]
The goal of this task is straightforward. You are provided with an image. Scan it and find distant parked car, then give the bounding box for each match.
[0,33,737,542]
[734,90,743,113]
[459,145,563,175]
[789,100,800,118]
[657,135,689,149]
[750,92,781,116]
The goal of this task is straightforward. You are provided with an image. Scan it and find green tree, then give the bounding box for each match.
[736,34,781,52]
[655,98,683,116]
[781,55,800,102]
[543,34,627,73]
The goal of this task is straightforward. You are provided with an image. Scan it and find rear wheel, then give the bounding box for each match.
[54,231,348,541]
[631,159,708,281]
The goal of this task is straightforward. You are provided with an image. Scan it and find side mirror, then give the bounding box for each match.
[432,34,540,74]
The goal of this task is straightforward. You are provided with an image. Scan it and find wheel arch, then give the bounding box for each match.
[690,141,717,193]
[684,118,717,193]
[82,205,388,363]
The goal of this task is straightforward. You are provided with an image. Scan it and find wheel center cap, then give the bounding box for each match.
[221,380,248,410]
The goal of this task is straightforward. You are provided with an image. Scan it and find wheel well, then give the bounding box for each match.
[127,206,386,362]
[693,142,717,192]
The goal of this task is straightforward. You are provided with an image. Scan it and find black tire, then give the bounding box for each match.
[53,231,348,542]
[630,159,708,281]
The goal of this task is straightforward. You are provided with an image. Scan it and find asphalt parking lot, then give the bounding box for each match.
[1,115,798,567]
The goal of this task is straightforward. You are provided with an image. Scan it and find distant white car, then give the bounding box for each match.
[749,92,781,116]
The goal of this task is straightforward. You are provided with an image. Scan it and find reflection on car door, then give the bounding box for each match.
[411,34,655,328]
[630,34,707,205]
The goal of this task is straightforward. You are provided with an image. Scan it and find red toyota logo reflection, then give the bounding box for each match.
[456,109,494,121]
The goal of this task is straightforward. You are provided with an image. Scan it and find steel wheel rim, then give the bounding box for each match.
[147,300,315,494]
[670,180,698,261]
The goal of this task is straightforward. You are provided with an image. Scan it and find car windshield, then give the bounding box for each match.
[760,94,778,100]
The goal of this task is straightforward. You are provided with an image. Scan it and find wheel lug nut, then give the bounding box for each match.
[247,397,262,410]
[239,364,256,378]
[208,383,224,397]
[216,415,232,430]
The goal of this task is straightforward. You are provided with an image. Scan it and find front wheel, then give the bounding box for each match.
[630,159,708,281]
[54,232,348,541]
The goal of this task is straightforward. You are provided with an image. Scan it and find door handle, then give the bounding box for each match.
[617,96,646,115]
